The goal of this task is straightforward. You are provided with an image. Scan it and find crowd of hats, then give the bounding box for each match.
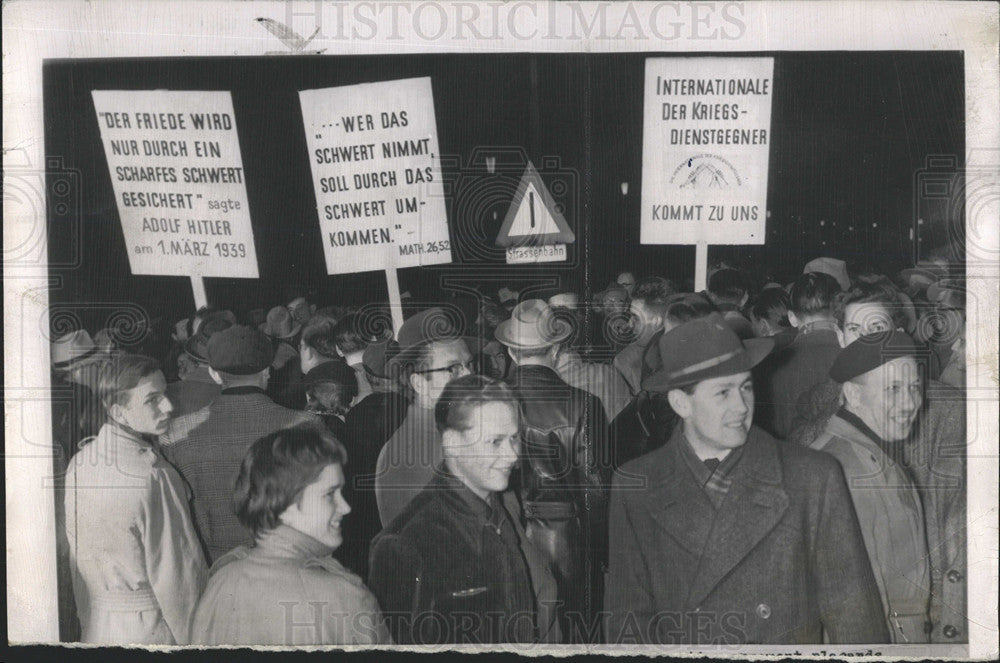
[50,252,964,397]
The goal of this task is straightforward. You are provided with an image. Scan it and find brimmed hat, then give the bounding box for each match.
[804,257,850,292]
[362,339,394,379]
[900,258,950,288]
[830,330,920,383]
[263,305,301,340]
[207,325,275,375]
[304,360,358,389]
[642,313,774,392]
[386,307,480,371]
[494,299,572,350]
[51,330,107,370]
[926,278,965,303]
[185,311,237,364]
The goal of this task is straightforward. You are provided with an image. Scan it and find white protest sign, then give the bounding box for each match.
[640,58,774,246]
[299,77,452,275]
[92,90,259,278]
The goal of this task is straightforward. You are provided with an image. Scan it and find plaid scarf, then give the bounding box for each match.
[677,430,746,510]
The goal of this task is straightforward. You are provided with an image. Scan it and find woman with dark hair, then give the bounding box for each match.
[190,425,391,645]
[304,360,359,442]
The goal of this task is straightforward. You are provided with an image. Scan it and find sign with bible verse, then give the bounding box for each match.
[299,77,452,275]
[641,58,774,246]
[91,90,259,277]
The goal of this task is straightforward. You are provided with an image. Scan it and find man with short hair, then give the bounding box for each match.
[495,299,610,642]
[810,332,932,642]
[65,354,206,644]
[605,314,887,644]
[374,308,476,527]
[755,271,843,439]
[706,268,754,339]
[370,375,558,644]
[333,312,373,404]
[166,310,235,416]
[614,277,674,395]
[162,325,320,563]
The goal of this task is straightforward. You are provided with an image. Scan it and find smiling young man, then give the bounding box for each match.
[64,354,207,644]
[810,331,933,643]
[369,375,559,644]
[605,314,887,645]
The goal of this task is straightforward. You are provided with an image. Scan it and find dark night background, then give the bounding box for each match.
[44,52,964,335]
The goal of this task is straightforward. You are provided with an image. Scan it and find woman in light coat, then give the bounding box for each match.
[191,425,391,645]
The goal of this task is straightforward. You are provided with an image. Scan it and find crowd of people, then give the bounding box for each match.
[51,253,968,646]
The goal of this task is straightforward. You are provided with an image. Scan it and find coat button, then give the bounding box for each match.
[756,603,771,619]
[947,569,963,583]
[943,625,958,639]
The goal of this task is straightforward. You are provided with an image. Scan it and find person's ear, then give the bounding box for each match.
[841,380,861,409]
[409,371,427,396]
[440,428,461,455]
[507,347,520,366]
[787,311,801,328]
[107,401,126,426]
[667,388,692,418]
[740,293,749,308]
[208,367,223,385]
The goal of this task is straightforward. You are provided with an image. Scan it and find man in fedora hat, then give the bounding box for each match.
[606,314,887,644]
[161,325,321,564]
[166,310,235,416]
[495,299,611,642]
[51,329,110,452]
[262,305,305,409]
[374,307,478,527]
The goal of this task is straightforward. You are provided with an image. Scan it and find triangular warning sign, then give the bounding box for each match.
[496,161,575,247]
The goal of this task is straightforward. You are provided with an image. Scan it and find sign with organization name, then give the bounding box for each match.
[640,58,774,246]
[92,90,260,277]
[299,77,452,275]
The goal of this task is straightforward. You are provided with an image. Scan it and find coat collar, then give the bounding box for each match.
[646,425,789,607]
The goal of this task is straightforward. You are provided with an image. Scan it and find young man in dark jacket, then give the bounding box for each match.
[368,375,558,644]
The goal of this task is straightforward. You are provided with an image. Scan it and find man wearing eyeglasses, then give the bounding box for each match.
[374,308,477,527]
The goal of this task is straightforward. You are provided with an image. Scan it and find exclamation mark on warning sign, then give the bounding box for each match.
[529,192,536,229]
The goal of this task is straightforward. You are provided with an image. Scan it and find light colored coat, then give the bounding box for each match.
[811,412,932,643]
[191,525,391,645]
[64,423,207,644]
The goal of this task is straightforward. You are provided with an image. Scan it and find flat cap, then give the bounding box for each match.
[829,330,920,383]
[207,325,275,375]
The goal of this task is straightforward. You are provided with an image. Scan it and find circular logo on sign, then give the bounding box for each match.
[670,154,743,189]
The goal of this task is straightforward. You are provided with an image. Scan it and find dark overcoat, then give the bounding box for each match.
[605,425,889,644]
